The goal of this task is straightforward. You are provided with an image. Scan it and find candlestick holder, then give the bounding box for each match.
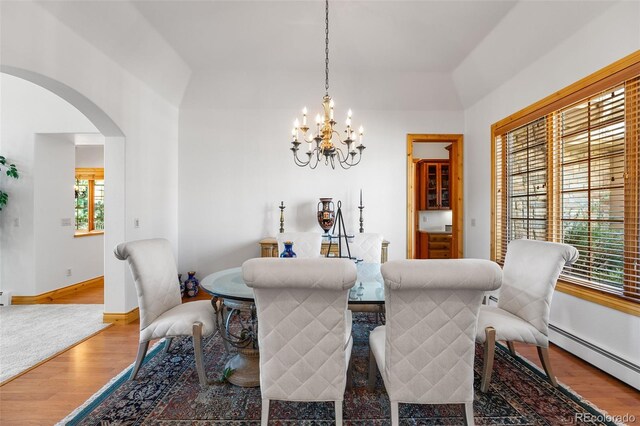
[358,201,364,233]
[279,201,286,233]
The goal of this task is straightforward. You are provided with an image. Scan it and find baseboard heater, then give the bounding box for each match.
[548,324,640,374]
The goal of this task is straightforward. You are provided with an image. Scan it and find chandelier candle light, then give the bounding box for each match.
[290,0,365,169]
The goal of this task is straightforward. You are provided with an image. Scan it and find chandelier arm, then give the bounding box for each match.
[292,149,310,167]
[336,150,354,170]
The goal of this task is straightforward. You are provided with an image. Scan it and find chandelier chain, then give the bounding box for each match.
[325,0,329,95]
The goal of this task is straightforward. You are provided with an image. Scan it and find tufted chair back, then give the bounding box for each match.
[497,239,579,336]
[243,258,357,402]
[381,259,502,405]
[349,233,383,263]
[114,238,181,330]
[276,232,323,258]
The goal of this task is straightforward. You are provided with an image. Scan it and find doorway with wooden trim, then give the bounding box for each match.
[406,134,463,259]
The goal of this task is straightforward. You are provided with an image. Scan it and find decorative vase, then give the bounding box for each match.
[317,197,335,235]
[280,241,297,258]
[184,271,199,297]
[178,273,185,298]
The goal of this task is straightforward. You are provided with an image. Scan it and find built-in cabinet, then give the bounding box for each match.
[417,160,450,210]
[416,232,452,259]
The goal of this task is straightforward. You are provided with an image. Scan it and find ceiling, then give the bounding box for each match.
[34,0,618,109]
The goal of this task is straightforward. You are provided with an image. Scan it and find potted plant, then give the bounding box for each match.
[0,155,19,211]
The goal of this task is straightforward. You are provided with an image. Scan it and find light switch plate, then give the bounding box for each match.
[61,218,72,227]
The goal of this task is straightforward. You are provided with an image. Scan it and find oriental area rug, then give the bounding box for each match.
[59,314,624,425]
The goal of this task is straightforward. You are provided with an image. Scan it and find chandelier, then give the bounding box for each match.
[289,0,365,169]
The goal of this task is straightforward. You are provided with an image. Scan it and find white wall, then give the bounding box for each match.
[1,1,183,313]
[178,103,463,276]
[75,145,104,168]
[34,134,103,293]
[464,1,640,388]
[0,74,97,296]
[413,142,450,159]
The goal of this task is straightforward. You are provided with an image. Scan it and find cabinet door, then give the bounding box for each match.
[439,163,450,209]
[426,164,439,209]
[416,162,427,210]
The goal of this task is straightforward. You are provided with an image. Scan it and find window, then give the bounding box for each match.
[75,168,104,234]
[492,53,640,305]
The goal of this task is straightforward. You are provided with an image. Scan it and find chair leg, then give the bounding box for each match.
[163,337,174,353]
[506,341,516,356]
[367,348,377,392]
[481,326,496,393]
[192,322,209,386]
[335,400,343,426]
[537,346,558,387]
[261,399,269,426]
[463,402,475,426]
[390,401,399,426]
[130,341,149,380]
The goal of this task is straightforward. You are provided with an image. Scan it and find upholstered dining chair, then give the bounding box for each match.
[114,238,215,386]
[276,232,323,258]
[368,259,502,426]
[349,233,383,263]
[242,257,357,426]
[477,239,578,393]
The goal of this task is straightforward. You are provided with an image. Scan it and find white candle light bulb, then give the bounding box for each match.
[294,118,299,129]
[348,109,352,119]
[315,114,322,124]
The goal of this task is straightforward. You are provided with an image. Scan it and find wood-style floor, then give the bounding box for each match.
[0,286,638,425]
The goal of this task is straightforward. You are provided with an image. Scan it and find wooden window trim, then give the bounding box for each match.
[491,52,640,314]
[74,230,104,238]
[75,168,104,235]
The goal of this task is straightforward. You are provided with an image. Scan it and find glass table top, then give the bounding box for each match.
[201,262,385,304]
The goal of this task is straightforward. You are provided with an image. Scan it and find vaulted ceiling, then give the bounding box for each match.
[34,0,617,109]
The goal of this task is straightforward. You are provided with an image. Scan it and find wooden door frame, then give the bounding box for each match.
[406,134,464,259]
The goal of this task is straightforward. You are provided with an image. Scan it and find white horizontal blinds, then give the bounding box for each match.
[506,117,549,244]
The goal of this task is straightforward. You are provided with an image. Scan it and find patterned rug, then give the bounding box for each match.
[59,314,623,425]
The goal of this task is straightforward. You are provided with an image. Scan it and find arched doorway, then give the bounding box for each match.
[1,65,127,319]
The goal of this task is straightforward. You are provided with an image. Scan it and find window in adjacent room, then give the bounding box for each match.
[492,54,639,306]
[75,168,104,235]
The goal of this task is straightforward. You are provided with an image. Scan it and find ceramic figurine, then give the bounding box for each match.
[184,271,200,297]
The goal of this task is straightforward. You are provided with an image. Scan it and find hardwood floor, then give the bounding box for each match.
[0,287,638,425]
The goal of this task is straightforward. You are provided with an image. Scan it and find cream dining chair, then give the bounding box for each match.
[114,238,215,386]
[348,233,383,263]
[368,259,502,426]
[242,257,357,426]
[276,232,323,258]
[476,239,578,392]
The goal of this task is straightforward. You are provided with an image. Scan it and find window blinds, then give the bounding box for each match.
[493,77,639,302]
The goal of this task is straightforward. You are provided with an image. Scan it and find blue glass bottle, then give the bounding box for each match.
[280,241,297,258]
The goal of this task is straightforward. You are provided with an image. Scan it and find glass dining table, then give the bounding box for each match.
[200,262,384,387]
